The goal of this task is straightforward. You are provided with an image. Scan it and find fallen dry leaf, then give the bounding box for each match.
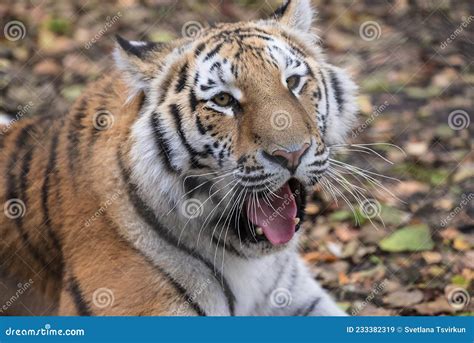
[303,251,337,263]
[414,297,456,315]
[383,289,424,307]
[421,251,442,264]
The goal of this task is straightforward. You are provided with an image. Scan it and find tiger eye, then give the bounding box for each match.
[286,75,301,91]
[212,92,233,107]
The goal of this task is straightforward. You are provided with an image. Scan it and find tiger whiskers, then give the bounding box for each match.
[214,186,246,279]
[319,142,405,229]
[177,177,238,246]
[194,179,239,250]
[166,168,236,216]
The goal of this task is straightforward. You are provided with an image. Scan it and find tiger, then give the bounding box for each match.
[0,0,358,316]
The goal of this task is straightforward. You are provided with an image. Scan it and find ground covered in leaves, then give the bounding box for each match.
[1,0,472,316]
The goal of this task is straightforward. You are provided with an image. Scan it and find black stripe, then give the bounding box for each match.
[195,114,207,135]
[204,43,223,61]
[309,159,327,167]
[189,91,199,112]
[0,133,5,150]
[67,98,88,175]
[116,35,161,59]
[158,267,207,316]
[159,73,176,105]
[102,214,207,316]
[194,43,205,57]
[238,33,272,41]
[42,133,63,256]
[169,104,209,169]
[150,112,180,174]
[200,84,215,92]
[294,297,321,316]
[249,255,289,315]
[117,150,235,315]
[175,63,189,93]
[68,273,92,316]
[239,173,273,183]
[6,124,31,204]
[328,69,343,113]
[5,125,53,271]
[211,235,246,259]
[273,0,291,19]
[319,71,329,136]
[18,144,34,206]
[288,258,299,295]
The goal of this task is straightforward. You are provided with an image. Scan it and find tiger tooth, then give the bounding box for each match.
[294,217,300,225]
[256,227,263,235]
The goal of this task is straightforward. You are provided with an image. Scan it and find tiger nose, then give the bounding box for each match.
[265,143,310,173]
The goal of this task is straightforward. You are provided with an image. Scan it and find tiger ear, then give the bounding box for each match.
[272,0,315,32]
[113,35,172,92]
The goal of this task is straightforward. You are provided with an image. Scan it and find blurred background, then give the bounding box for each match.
[0,0,472,315]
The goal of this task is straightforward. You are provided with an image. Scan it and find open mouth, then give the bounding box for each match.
[239,178,306,245]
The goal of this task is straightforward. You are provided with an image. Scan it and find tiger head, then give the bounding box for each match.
[115,0,358,256]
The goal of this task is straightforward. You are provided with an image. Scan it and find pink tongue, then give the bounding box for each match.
[245,183,297,245]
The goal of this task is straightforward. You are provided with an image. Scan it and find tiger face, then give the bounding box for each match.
[116,0,357,255]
